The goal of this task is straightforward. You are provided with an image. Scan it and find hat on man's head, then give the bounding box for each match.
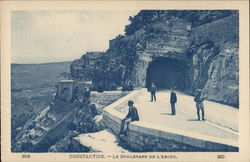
[128,100,134,105]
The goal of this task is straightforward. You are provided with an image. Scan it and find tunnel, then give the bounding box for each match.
[146,57,188,90]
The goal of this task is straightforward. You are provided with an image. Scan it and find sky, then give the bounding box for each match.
[11,11,139,63]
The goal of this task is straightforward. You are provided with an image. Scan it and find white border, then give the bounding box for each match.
[1,1,249,162]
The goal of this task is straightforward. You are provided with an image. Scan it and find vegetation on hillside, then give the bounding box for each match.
[125,10,237,36]
[11,62,71,141]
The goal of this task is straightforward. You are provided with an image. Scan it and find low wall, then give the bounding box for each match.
[102,90,238,152]
[90,91,129,114]
[190,15,239,44]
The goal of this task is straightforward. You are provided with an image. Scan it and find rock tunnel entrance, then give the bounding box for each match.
[146,57,188,90]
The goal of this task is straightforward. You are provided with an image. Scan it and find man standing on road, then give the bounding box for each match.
[119,100,139,136]
[194,89,205,121]
[150,82,157,102]
[170,90,177,115]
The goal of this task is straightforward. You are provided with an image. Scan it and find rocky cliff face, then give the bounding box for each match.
[70,10,239,107]
[186,39,238,107]
[187,14,239,107]
[11,62,72,141]
[203,42,239,107]
[12,87,99,152]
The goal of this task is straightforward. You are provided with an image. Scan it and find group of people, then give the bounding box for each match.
[149,83,205,120]
[149,82,178,115]
[119,83,205,136]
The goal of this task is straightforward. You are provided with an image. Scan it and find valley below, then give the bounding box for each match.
[11,62,71,141]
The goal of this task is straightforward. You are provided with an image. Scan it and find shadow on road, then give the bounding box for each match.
[186,119,200,121]
[160,113,173,115]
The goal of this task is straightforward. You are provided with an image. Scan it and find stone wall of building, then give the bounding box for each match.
[57,80,75,101]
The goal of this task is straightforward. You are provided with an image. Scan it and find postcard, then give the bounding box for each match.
[1,1,249,162]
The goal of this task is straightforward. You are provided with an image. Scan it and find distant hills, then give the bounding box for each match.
[11,61,72,91]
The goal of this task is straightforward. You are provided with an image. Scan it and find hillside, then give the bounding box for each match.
[11,61,72,141]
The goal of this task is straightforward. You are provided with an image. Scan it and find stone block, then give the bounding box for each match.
[128,123,140,132]
[182,136,206,149]
[206,141,230,151]
[143,145,154,152]
[139,127,161,137]
[205,141,214,151]
[156,141,165,150]
[128,135,137,143]
[227,146,239,152]
[130,143,144,152]
[144,136,156,146]
[138,135,144,142]
[160,131,183,143]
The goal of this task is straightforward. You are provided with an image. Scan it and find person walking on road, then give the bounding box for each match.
[194,89,205,121]
[150,83,157,102]
[119,100,139,136]
[170,90,177,115]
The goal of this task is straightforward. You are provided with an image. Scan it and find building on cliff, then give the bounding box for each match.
[70,10,239,107]
[12,80,98,152]
[56,80,92,102]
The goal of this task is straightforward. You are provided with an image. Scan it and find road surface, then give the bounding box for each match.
[114,89,238,141]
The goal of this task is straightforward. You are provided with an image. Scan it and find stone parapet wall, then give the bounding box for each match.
[103,112,238,152]
[102,90,238,152]
[90,91,129,106]
[90,91,129,114]
[190,15,239,44]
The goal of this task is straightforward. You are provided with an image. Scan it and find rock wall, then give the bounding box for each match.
[70,52,126,90]
[12,83,98,152]
[202,42,239,107]
[187,15,239,107]
[70,12,239,107]
[71,18,191,89]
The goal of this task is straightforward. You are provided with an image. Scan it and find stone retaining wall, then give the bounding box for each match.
[102,90,239,152]
[190,15,239,44]
[90,91,129,113]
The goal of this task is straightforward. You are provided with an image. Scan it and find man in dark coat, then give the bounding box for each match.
[119,100,139,136]
[194,89,205,120]
[150,83,157,102]
[170,90,177,115]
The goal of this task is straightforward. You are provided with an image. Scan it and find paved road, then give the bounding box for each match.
[115,89,238,141]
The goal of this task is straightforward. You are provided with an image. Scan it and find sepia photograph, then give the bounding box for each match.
[1,1,249,162]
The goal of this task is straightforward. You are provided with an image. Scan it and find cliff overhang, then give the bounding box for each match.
[70,12,239,107]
